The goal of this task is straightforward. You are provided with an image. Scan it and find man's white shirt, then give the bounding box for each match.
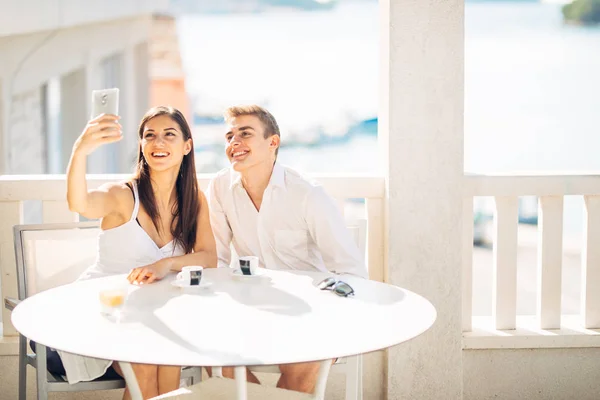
[207,163,367,278]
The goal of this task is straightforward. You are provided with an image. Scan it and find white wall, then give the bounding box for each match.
[464,349,600,400]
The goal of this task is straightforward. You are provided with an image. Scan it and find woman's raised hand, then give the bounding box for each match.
[73,114,122,156]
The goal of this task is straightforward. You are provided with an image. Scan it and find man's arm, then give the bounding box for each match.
[305,186,368,278]
[207,178,233,268]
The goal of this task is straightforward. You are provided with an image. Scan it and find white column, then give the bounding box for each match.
[60,68,88,173]
[380,0,464,398]
[120,45,138,173]
[134,42,150,121]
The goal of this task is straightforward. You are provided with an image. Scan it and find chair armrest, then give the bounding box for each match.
[4,297,20,311]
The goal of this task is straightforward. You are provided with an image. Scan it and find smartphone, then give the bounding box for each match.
[91,88,119,119]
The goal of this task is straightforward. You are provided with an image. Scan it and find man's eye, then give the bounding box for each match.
[226,136,233,141]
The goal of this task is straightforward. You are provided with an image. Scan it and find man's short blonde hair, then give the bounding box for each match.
[224,105,281,156]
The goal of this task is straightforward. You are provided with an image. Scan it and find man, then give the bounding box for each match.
[207,105,367,393]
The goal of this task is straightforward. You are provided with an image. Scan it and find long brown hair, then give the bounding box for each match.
[133,106,199,254]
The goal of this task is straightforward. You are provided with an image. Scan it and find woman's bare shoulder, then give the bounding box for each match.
[101,181,135,215]
[97,181,132,199]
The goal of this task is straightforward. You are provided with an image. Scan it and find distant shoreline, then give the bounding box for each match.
[562,0,600,25]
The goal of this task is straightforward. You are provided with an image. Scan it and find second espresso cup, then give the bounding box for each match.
[239,256,259,276]
[177,266,203,285]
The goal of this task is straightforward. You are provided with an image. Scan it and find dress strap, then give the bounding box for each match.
[130,181,141,222]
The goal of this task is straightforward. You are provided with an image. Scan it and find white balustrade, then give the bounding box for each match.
[464,174,600,348]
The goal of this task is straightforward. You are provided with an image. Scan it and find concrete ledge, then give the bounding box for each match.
[464,315,600,349]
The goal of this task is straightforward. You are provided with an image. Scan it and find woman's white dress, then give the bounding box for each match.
[58,181,185,384]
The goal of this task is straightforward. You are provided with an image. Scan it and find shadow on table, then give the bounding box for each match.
[110,283,257,365]
[221,276,313,317]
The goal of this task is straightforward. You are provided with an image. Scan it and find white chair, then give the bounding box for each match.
[215,220,367,400]
[3,222,201,400]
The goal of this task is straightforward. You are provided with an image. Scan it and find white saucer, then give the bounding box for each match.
[231,268,268,280]
[170,279,213,289]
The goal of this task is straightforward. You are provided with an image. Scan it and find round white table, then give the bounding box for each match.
[12,268,436,399]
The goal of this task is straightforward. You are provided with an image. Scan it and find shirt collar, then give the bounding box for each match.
[229,162,286,192]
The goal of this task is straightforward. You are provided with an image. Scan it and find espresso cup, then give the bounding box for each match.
[239,256,259,276]
[177,266,203,285]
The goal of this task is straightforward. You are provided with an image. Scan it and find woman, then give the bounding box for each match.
[64,106,217,399]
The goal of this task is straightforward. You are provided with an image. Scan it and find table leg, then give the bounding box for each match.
[314,359,333,400]
[118,361,143,400]
[234,366,247,400]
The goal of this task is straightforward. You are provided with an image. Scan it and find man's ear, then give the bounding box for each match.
[270,135,280,151]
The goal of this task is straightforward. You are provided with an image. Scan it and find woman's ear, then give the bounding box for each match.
[184,139,192,155]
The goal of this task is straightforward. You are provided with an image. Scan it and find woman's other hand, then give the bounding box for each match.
[127,259,172,285]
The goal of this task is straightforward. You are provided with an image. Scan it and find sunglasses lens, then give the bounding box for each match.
[318,277,337,290]
[334,282,354,297]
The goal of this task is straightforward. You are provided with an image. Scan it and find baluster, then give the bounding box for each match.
[493,196,518,330]
[582,195,600,328]
[537,196,563,329]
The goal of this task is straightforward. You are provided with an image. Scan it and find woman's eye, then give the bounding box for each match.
[144,133,154,138]
[166,132,175,136]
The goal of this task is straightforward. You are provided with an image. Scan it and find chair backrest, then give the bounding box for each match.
[13,222,100,299]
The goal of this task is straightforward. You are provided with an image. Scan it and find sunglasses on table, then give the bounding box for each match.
[317,277,355,297]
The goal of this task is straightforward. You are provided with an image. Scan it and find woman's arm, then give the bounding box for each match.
[67,114,123,219]
[128,190,217,284]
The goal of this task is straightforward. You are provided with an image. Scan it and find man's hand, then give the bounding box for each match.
[127,259,172,285]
